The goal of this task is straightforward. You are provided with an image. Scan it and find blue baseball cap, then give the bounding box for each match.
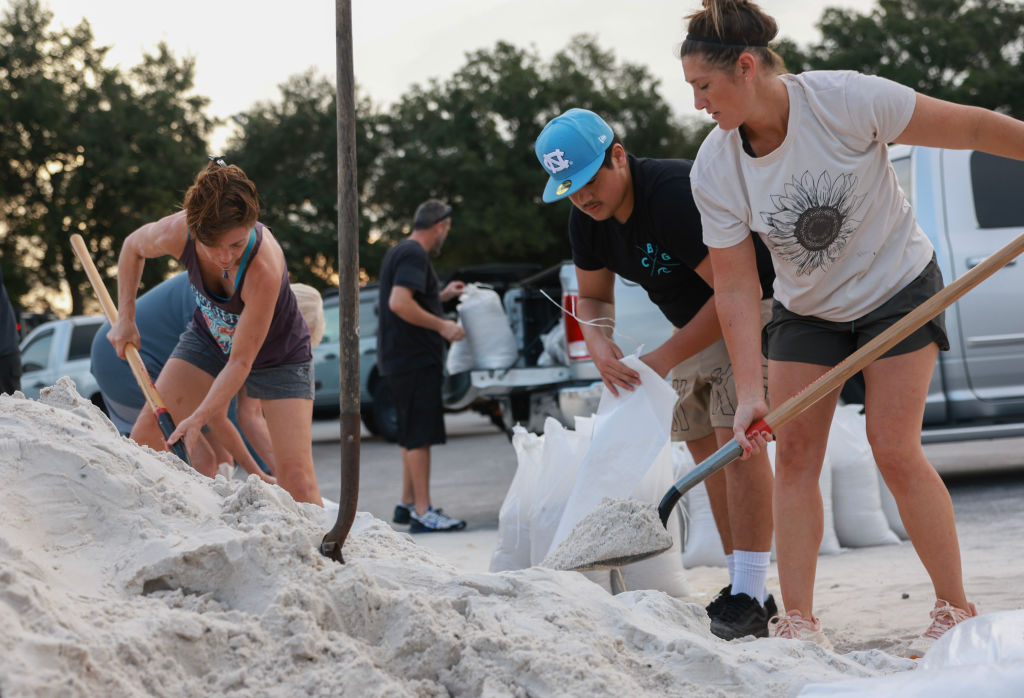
[535,108,614,203]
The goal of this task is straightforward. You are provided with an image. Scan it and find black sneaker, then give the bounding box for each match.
[709,592,774,640]
[706,584,732,621]
[393,502,412,525]
[409,507,466,533]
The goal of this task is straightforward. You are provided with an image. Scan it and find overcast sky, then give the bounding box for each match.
[39,0,879,148]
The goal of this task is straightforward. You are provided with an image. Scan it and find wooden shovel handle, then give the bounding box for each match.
[69,234,190,464]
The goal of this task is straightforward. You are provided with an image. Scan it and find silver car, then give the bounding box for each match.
[19,315,106,410]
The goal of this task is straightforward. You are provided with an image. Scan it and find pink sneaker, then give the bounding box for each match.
[907,599,978,658]
[768,610,834,651]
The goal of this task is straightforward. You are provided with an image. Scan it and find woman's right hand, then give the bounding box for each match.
[107,319,142,360]
[733,398,772,458]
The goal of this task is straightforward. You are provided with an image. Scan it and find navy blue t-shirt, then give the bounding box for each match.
[570,155,774,328]
[376,239,445,376]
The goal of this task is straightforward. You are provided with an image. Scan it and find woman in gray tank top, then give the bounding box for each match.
[107,159,322,506]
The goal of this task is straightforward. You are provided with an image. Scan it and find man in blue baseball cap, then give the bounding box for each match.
[535,107,778,640]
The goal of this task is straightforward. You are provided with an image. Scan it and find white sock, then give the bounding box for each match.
[725,553,735,585]
[732,550,771,605]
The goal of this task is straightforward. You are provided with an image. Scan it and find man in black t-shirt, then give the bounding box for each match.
[377,199,468,533]
[535,108,776,639]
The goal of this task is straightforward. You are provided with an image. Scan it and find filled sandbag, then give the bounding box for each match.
[456,284,518,370]
[490,426,544,572]
[826,404,900,548]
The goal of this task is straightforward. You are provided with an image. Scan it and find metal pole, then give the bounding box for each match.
[320,0,360,563]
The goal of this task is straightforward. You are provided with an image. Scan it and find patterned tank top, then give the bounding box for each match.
[179,222,311,368]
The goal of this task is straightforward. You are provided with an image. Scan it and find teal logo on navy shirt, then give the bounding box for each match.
[637,243,680,276]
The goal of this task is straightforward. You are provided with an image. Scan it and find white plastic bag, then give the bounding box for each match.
[490,426,544,572]
[619,440,690,597]
[826,404,900,548]
[445,322,474,374]
[676,443,727,568]
[528,417,592,566]
[456,284,518,370]
[548,354,679,555]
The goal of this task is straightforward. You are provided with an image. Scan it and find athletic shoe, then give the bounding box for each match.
[705,585,732,620]
[769,610,834,651]
[393,502,412,525]
[409,507,466,533]
[710,592,776,640]
[906,599,978,659]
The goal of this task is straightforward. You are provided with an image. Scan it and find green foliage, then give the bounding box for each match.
[223,71,385,287]
[365,35,708,279]
[778,0,1024,117]
[0,0,213,314]
[227,35,708,287]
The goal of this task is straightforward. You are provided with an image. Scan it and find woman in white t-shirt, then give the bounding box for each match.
[678,0,1024,652]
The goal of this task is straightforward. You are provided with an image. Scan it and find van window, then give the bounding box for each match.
[970,151,1024,228]
[69,322,101,361]
[891,156,912,207]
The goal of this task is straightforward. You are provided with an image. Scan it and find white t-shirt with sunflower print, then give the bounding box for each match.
[692,70,934,322]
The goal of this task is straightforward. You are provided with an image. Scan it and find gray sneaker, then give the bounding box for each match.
[409,506,466,533]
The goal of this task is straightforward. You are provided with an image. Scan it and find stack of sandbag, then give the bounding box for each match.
[446,284,518,374]
[674,404,907,568]
[491,355,690,598]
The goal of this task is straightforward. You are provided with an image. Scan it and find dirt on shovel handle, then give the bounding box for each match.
[541,497,673,572]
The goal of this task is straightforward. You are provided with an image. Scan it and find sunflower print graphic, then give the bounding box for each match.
[760,171,865,276]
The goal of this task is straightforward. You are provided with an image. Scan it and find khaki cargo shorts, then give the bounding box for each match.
[670,299,772,442]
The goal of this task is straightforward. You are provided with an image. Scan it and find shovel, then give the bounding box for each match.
[657,231,1024,528]
[70,234,190,465]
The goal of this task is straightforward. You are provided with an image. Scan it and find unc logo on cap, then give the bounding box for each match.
[543,149,572,175]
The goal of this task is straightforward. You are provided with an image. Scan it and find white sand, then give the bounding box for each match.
[4,379,1019,696]
[541,497,672,571]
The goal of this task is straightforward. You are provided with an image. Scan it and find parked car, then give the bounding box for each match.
[19,315,106,411]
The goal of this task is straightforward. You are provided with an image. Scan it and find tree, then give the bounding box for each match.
[778,0,1024,117]
[226,34,710,287]
[0,0,214,315]
[224,70,385,287]
[367,35,710,278]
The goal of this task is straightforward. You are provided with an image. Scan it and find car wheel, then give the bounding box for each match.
[360,407,380,436]
[372,381,400,443]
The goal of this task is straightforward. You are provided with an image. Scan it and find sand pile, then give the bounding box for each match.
[0,379,916,697]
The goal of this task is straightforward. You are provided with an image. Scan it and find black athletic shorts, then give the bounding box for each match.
[763,255,949,366]
[385,366,446,449]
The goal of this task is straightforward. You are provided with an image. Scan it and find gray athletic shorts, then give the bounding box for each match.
[763,255,949,366]
[168,325,314,400]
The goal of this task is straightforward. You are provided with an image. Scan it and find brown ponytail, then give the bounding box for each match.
[183,160,260,245]
[681,0,786,74]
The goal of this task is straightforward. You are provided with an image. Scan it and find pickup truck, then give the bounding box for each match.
[462,145,1024,443]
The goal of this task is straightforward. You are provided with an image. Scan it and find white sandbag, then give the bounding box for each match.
[922,610,1024,668]
[456,284,518,370]
[801,611,1024,697]
[445,323,474,374]
[490,426,544,572]
[826,404,900,548]
[676,443,727,569]
[878,474,909,540]
[528,417,591,566]
[548,354,678,555]
[619,440,691,597]
[536,327,569,367]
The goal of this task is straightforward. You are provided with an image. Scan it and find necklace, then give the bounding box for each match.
[222,268,230,279]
